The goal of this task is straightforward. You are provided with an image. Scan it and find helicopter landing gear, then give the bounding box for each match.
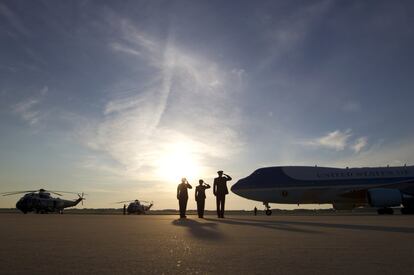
[263,202,272,216]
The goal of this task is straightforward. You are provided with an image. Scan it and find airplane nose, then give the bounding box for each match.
[231,179,243,194]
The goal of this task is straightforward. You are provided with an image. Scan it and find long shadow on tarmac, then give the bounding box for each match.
[224,218,414,234]
[204,218,321,234]
[172,219,224,240]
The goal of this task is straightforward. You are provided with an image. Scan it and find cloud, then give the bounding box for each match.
[257,1,332,70]
[300,129,369,154]
[351,137,368,153]
[304,129,352,151]
[77,20,244,182]
[110,42,142,57]
[12,86,48,125]
[330,138,414,168]
[342,101,361,112]
[0,3,30,37]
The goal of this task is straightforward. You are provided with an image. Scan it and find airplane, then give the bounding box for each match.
[231,165,414,215]
[116,199,153,214]
[1,189,85,214]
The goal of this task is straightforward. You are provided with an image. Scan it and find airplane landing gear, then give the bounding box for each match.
[401,205,414,215]
[377,208,394,215]
[263,202,272,216]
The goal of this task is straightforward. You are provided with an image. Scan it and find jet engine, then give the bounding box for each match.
[367,188,402,207]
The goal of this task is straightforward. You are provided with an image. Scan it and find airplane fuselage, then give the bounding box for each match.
[231,165,414,211]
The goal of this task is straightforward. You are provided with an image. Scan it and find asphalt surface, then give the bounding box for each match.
[1,214,414,274]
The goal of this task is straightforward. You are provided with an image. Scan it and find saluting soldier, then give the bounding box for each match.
[195,179,211,218]
[213,170,232,218]
[177,178,192,218]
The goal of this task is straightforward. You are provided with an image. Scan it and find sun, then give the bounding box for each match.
[156,142,202,183]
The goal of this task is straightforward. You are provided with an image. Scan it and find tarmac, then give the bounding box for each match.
[1,213,414,274]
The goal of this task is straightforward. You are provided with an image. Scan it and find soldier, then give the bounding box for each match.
[254,206,258,216]
[195,179,211,218]
[213,170,232,218]
[177,178,192,218]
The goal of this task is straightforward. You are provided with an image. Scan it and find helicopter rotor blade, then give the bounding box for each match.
[1,189,62,196]
[1,190,38,196]
[1,189,86,197]
[47,190,88,197]
[115,200,134,204]
[49,190,81,195]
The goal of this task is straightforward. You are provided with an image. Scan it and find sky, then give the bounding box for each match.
[1,0,414,210]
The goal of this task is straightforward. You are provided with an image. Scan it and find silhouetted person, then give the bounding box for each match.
[213,170,232,218]
[123,204,126,215]
[254,206,257,216]
[177,178,192,218]
[195,179,211,218]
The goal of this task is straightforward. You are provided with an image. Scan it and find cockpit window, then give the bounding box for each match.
[251,170,261,176]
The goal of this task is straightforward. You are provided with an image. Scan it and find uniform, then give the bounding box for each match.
[177,182,192,218]
[195,184,210,218]
[213,174,231,218]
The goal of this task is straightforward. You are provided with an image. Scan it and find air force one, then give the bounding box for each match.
[231,165,414,215]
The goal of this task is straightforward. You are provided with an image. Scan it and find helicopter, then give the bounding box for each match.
[1,189,85,214]
[116,199,153,214]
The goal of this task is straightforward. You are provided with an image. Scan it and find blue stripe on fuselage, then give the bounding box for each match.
[234,167,414,190]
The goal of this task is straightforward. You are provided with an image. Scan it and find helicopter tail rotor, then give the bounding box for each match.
[77,192,86,206]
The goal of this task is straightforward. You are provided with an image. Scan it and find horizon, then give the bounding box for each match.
[1,1,414,210]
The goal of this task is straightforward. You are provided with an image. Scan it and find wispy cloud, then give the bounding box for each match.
[12,86,48,125]
[0,3,30,37]
[110,42,142,57]
[77,19,244,181]
[257,1,332,70]
[342,101,361,112]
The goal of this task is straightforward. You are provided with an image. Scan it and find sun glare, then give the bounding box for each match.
[156,142,202,183]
